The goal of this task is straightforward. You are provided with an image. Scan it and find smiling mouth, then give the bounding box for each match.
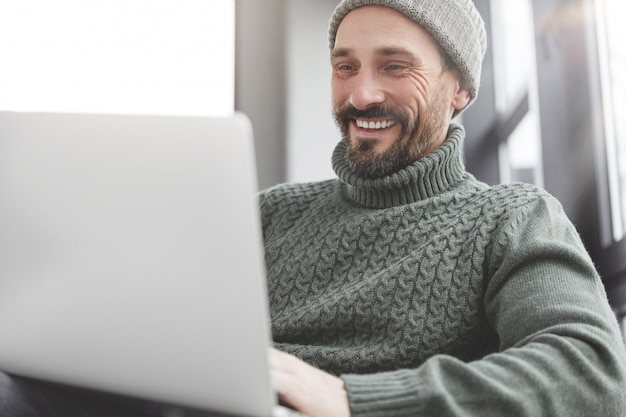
[355,118,397,130]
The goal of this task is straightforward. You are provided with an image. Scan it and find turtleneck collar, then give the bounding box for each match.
[332,123,467,209]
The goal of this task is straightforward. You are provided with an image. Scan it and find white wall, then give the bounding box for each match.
[285,0,340,183]
[236,0,341,187]
[236,0,287,190]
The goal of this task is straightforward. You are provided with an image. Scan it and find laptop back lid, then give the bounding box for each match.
[0,111,275,417]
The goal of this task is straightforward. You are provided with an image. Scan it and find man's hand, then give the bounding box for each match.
[270,348,351,417]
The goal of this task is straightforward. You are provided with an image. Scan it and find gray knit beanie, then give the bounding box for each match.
[328,0,487,114]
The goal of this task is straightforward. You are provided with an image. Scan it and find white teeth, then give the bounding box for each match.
[356,119,395,130]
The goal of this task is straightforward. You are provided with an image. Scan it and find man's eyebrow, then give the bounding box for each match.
[331,48,351,59]
[331,46,418,60]
[376,47,417,59]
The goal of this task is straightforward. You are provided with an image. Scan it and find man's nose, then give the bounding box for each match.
[349,71,385,110]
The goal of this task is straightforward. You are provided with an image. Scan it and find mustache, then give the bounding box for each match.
[334,104,410,127]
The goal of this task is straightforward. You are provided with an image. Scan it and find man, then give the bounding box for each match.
[266,0,626,416]
[1,1,625,416]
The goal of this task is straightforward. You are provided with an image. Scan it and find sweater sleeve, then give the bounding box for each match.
[341,194,626,417]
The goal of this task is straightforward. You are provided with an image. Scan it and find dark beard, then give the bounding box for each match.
[333,101,447,179]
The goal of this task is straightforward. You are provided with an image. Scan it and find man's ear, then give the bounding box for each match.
[448,68,471,111]
[451,83,471,111]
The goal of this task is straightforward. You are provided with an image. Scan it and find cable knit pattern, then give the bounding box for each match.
[259,124,626,416]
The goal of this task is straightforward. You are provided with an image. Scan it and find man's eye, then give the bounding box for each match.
[338,65,353,71]
[387,64,406,71]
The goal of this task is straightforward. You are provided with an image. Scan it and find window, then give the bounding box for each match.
[490,0,543,187]
[595,0,626,243]
[0,0,235,116]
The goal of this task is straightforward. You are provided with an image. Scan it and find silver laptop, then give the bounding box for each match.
[0,111,282,417]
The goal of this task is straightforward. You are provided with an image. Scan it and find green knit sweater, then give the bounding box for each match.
[259,124,626,416]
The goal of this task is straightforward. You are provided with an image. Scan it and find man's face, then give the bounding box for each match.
[331,5,470,178]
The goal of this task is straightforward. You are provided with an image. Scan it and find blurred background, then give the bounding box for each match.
[1,0,625,338]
